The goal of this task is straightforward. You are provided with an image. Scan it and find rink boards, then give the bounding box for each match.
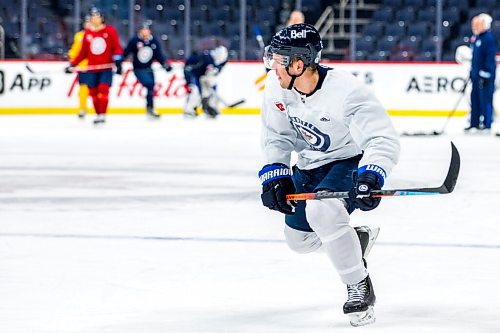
[0,60,497,116]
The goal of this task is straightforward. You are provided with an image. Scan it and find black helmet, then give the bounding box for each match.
[264,23,323,69]
[89,7,103,18]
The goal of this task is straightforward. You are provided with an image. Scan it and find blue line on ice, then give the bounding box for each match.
[0,232,499,249]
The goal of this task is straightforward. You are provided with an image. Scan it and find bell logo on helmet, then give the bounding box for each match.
[290,30,307,39]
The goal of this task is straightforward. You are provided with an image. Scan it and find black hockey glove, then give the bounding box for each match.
[163,63,173,72]
[115,59,123,75]
[350,170,383,211]
[64,64,74,74]
[259,163,296,215]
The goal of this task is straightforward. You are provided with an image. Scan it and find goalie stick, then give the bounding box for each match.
[286,142,460,201]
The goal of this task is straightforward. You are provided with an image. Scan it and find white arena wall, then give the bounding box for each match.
[0,60,497,116]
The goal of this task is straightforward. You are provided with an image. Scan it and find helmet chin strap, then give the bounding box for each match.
[285,66,307,90]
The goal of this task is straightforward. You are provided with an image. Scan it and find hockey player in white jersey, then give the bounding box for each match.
[258,24,400,326]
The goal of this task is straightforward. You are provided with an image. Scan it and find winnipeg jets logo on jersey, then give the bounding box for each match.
[289,116,331,152]
[290,29,307,39]
[476,40,482,47]
[90,37,107,55]
[138,46,153,63]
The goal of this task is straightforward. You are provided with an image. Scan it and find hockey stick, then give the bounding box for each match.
[401,78,470,137]
[286,142,460,201]
[216,94,246,108]
[25,63,114,75]
[253,24,266,51]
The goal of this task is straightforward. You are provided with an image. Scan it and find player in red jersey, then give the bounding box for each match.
[68,7,123,124]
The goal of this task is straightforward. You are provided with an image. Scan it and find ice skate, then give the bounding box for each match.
[354,226,380,259]
[93,114,106,124]
[147,107,160,119]
[77,109,86,119]
[464,126,479,134]
[183,107,198,119]
[202,98,219,119]
[343,275,376,327]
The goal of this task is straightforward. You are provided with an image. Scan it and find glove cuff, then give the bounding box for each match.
[258,163,291,185]
[358,164,386,186]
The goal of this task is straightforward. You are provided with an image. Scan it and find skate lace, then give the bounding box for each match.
[347,279,367,302]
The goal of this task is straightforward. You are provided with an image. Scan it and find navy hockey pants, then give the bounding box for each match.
[470,78,495,129]
[134,69,155,108]
[285,155,362,232]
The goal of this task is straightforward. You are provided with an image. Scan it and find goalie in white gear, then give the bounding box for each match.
[183,45,228,118]
[258,23,400,327]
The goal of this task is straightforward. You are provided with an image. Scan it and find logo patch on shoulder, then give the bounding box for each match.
[274,102,286,112]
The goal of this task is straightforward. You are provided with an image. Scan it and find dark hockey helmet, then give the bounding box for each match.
[263,23,323,70]
[138,21,151,31]
[89,6,103,18]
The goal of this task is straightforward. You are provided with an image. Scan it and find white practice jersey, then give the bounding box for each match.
[261,66,400,176]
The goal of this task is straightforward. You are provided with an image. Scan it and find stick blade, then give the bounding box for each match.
[442,141,460,193]
[410,141,460,194]
[227,99,245,108]
[401,131,442,137]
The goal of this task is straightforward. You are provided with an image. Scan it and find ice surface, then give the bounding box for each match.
[0,115,499,333]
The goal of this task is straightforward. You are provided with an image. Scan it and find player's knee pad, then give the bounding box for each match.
[284,225,322,254]
[305,199,350,242]
[185,85,201,113]
[89,87,98,97]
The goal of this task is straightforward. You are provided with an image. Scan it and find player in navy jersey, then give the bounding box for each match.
[259,23,400,326]
[183,45,228,118]
[123,22,172,118]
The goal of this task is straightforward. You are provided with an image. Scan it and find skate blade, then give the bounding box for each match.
[348,306,375,327]
[363,227,380,258]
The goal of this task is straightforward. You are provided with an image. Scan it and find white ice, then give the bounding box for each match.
[0,115,499,333]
